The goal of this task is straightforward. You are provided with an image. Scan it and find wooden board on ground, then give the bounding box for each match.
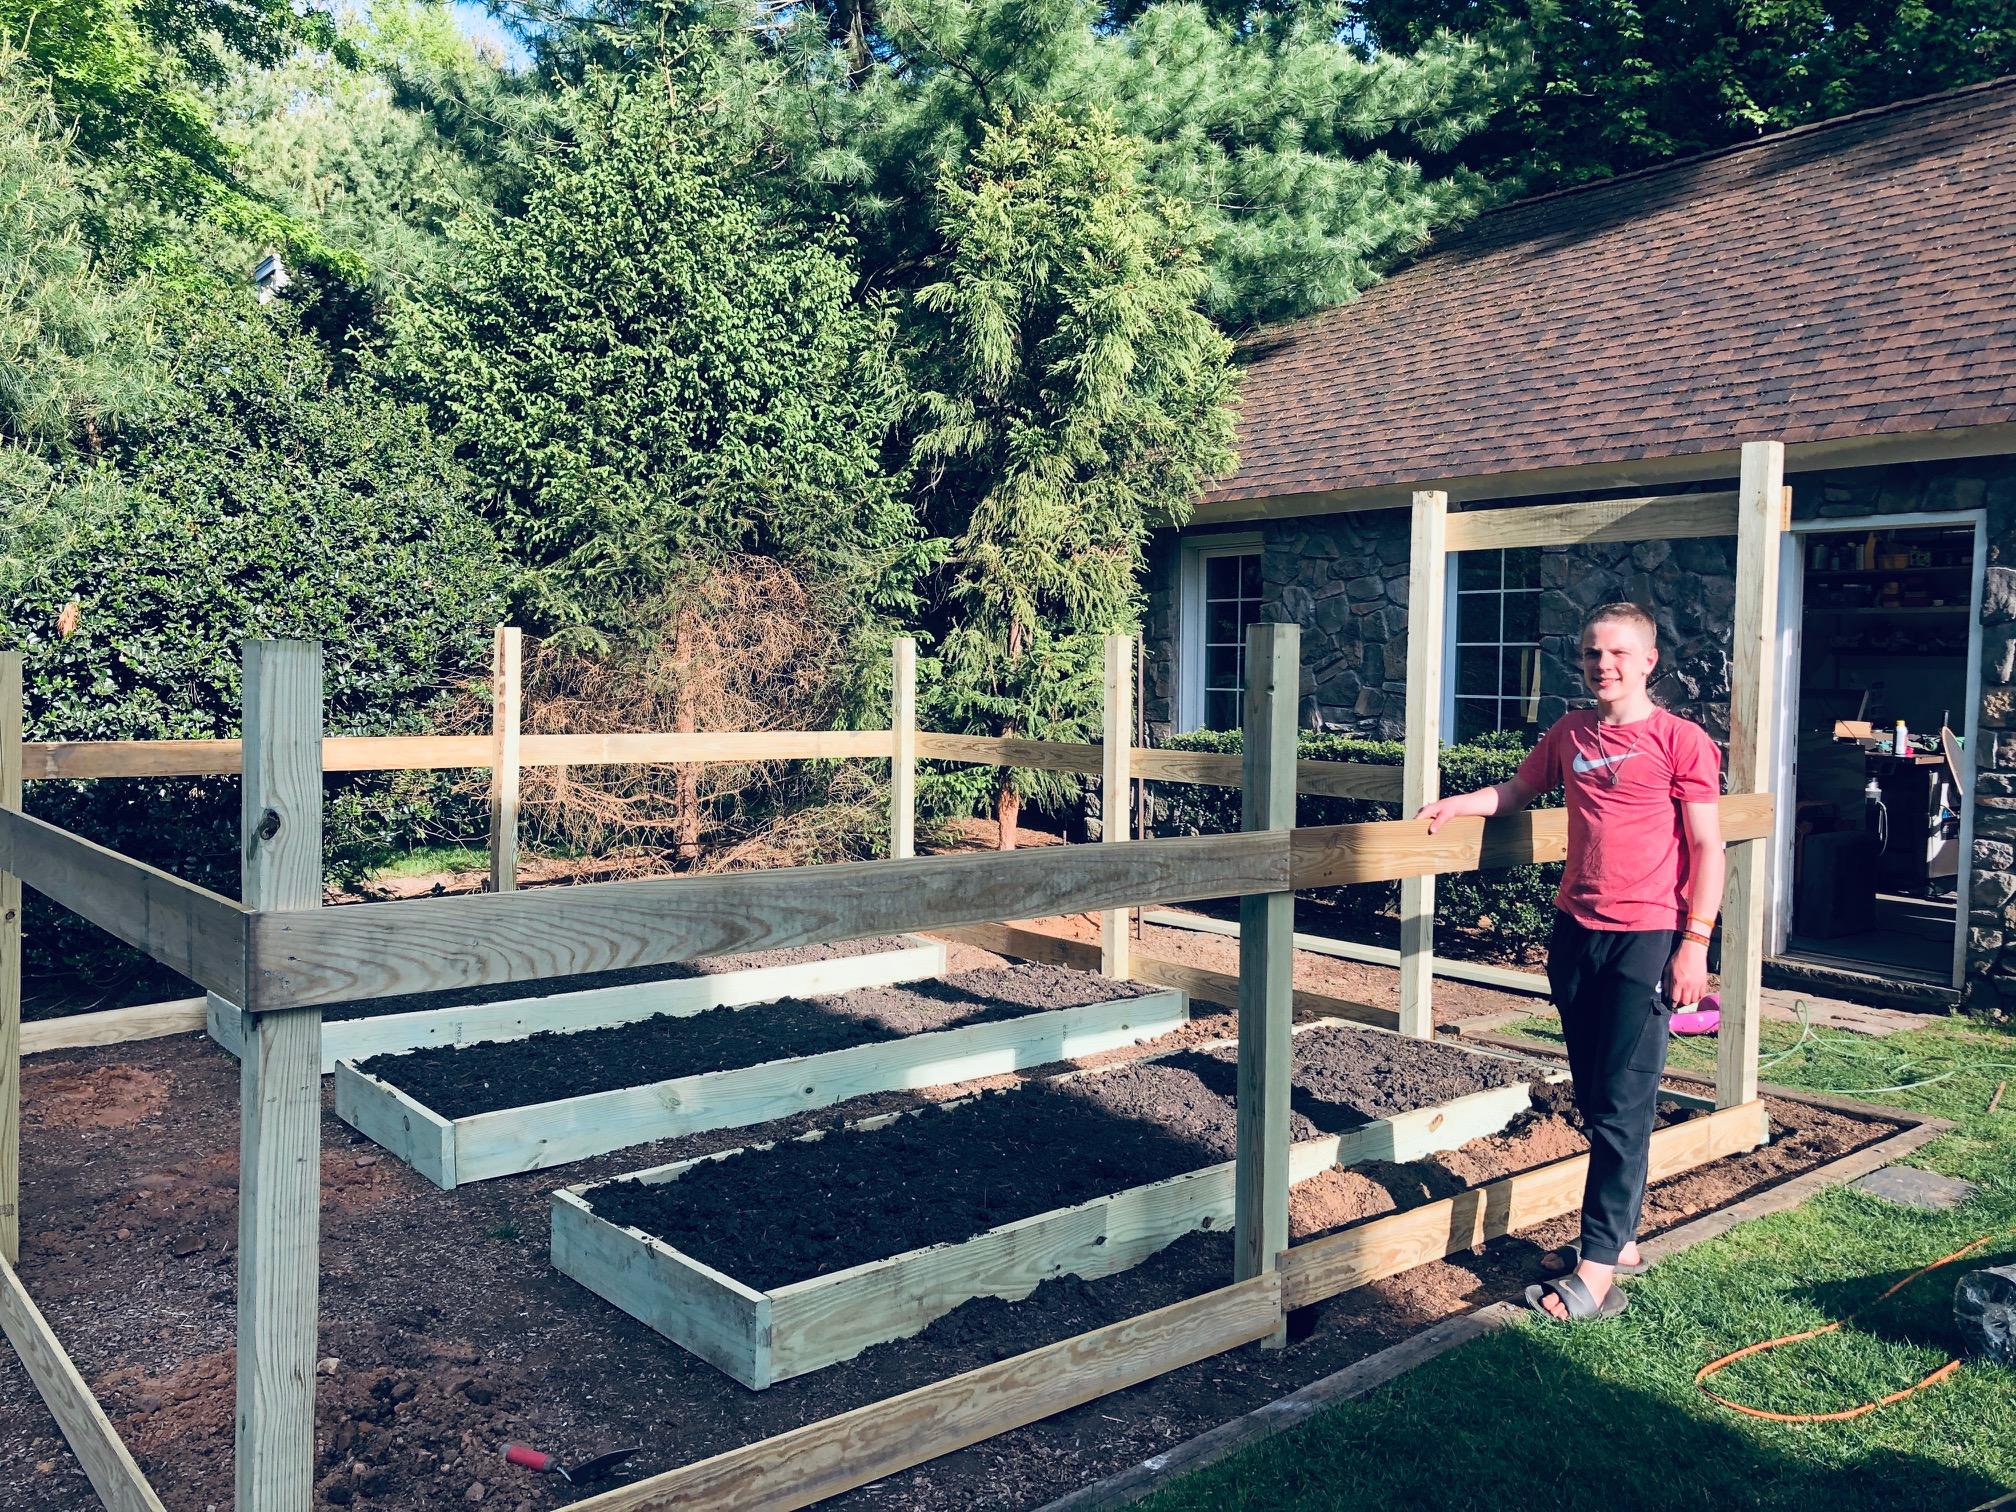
[341,987,1188,1189]
[549,1057,1534,1388]
[211,938,947,1075]
[22,998,208,1056]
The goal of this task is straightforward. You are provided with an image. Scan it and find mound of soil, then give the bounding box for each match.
[587,1024,1537,1291]
[324,935,922,1022]
[357,964,1153,1119]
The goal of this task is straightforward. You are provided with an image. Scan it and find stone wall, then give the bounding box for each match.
[1146,451,2016,1010]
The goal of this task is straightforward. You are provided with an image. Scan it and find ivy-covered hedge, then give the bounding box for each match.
[1150,727,1564,952]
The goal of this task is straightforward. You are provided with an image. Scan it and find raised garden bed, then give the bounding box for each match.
[207,934,945,1074]
[553,1023,1545,1387]
[333,965,1188,1188]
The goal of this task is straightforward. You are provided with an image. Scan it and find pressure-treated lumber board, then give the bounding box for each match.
[1719,448,1785,1110]
[1234,622,1296,1341]
[233,641,324,1512]
[0,1256,168,1512]
[0,807,249,1004]
[488,627,521,894]
[891,638,917,860]
[1278,1099,1770,1310]
[914,731,1107,775]
[211,939,947,1075]
[22,997,208,1056]
[564,1274,1284,1512]
[1288,792,1773,888]
[246,829,1290,1011]
[1399,489,1447,1040]
[932,922,1103,970]
[339,987,1188,1188]
[1130,747,1405,802]
[1,652,18,1263]
[1140,909,1550,997]
[1442,489,1749,552]
[1102,636,1134,980]
[18,729,895,780]
[551,1070,1527,1389]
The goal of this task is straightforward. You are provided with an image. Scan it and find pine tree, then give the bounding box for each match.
[913,106,1236,843]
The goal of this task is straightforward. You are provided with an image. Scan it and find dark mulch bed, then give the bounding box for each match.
[356,964,1155,1119]
[587,1024,1533,1290]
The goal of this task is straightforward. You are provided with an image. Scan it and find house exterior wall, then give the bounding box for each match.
[1146,451,2016,1010]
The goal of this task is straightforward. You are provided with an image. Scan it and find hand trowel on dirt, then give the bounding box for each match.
[503,1443,641,1485]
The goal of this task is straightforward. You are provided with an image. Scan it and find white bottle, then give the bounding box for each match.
[1894,718,1910,755]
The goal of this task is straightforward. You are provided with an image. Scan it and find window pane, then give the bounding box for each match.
[1206,688,1240,730]
[1207,601,1241,643]
[1453,697,1498,742]
[1239,553,1262,598]
[1205,553,1239,599]
[1499,698,1541,734]
[1205,644,1239,688]
[1502,547,1542,590]
[1502,590,1540,642]
[1457,552,1499,591]
[1456,592,1500,644]
[1457,645,1499,696]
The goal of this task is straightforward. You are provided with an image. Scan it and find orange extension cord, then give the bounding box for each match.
[1695,1231,2007,1424]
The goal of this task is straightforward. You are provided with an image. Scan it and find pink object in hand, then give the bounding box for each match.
[1669,993,1721,1036]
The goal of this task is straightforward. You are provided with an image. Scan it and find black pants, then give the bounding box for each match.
[1546,913,1679,1266]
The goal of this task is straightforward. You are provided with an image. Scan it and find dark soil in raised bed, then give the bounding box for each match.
[357,964,1156,1118]
[587,1024,1531,1290]
[324,935,923,1022]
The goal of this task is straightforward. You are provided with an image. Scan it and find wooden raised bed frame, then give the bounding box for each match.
[551,1031,1541,1388]
[0,441,1793,1512]
[207,935,948,1075]
[332,984,1189,1188]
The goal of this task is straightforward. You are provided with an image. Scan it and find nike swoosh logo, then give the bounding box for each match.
[1572,751,1642,775]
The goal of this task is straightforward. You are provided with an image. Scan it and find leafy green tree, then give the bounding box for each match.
[389,64,916,647]
[1355,0,2016,191]
[914,106,1236,842]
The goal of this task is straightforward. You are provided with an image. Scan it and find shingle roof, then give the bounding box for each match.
[1208,76,2016,506]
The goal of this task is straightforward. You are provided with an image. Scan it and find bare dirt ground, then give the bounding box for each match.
[3,910,1904,1512]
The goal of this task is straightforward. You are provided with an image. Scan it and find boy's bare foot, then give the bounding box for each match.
[1541,1240,1641,1275]
[1538,1259,1615,1319]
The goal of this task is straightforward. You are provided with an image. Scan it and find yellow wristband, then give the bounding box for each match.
[1682,930,1712,948]
[1687,915,1716,933]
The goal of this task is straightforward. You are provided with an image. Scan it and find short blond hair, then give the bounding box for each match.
[1581,602,1657,647]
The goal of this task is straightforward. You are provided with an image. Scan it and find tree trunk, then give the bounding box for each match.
[996,781,1020,851]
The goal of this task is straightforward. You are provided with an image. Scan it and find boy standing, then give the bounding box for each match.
[1419,603,1724,1320]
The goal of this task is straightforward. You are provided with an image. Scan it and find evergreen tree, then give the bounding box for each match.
[1355,0,2016,191]
[913,106,1236,843]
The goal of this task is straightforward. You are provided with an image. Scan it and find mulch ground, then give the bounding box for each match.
[1,935,1905,1512]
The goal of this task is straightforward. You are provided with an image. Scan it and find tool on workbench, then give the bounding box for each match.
[502,1443,641,1484]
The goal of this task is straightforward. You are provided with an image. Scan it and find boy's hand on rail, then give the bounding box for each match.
[1416,798,1465,834]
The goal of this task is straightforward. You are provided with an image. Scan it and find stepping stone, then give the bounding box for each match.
[1850,1166,1979,1210]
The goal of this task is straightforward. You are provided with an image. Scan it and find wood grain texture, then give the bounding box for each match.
[0,1257,168,1511]
[332,1064,457,1188]
[1116,747,1404,802]
[1234,623,1297,1332]
[1102,636,1134,980]
[891,638,917,860]
[561,1274,1284,1512]
[1,653,19,1262]
[913,731,1106,775]
[518,730,893,766]
[1289,793,1773,888]
[1280,1100,1769,1309]
[246,830,1290,1011]
[1718,446,1786,1109]
[233,641,325,1512]
[930,923,1103,970]
[0,807,249,1002]
[488,627,522,894]
[1442,490,1745,552]
[1399,490,1447,1040]
[21,997,207,1056]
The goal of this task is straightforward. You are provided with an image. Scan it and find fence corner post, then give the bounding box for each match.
[488,625,522,893]
[1102,634,1134,979]
[891,638,917,860]
[1400,489,1449,1038]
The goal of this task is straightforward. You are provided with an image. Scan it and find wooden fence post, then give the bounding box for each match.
[0,652,21,1266]
[488,626,521,894]
[1718,442,1784,1108]
[1399,490,1449,1039]
[234,640,324,1512]
[1102,634,1134,980]
[891,638,916,860]
[1234,621,1297,1346]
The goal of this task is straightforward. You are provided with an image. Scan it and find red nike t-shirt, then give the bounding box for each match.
[1513,708,1722,932]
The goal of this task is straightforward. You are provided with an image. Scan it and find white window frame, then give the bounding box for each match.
[1440,548,1546,743]
[1176,532,1265,732]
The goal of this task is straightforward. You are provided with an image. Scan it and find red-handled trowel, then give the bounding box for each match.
[503,1443,641,1485]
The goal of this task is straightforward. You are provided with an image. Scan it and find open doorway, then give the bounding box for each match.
[1776,519,1980,991]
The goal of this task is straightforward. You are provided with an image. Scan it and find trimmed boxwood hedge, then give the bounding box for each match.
[1149,727,1563,953]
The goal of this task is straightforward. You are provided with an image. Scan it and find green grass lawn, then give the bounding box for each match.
[1139,1012,2016,1512]
[358,842,493,880]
